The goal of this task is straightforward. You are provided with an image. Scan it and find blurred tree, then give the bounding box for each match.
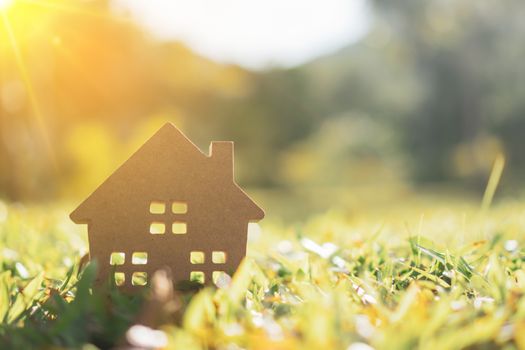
[372,0,525,187]
[273,0,524,190]
[198,69,321,186]
[0,0,252,200]
[2,0,525,200]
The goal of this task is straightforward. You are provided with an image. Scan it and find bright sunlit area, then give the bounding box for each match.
[0,0,13,10]
[113,0,370,69]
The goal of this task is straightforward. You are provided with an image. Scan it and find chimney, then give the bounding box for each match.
[210,141,234,178]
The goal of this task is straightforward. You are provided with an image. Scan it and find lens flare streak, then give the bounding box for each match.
[0,11,56,167]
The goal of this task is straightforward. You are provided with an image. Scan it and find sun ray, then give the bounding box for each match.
[18,0,132,22]
[1,11,57,168]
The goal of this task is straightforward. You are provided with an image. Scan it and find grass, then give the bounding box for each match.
[1,194,525,349]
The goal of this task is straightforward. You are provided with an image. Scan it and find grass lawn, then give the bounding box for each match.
[1,192,525,349]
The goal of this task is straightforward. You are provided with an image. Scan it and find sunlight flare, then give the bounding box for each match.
[0,11,57,167]
[0,0,13,11]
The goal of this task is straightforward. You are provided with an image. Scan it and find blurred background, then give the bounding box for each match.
[0,0,524,219]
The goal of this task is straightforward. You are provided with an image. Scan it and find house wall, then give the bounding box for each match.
[87,196,250,289]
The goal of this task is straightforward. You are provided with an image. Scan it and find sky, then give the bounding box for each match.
[112,0,370,70]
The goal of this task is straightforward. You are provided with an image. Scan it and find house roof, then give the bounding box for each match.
[70,122,265,224]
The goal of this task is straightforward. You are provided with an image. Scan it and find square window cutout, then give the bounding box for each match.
[110,252,125,265]
[212,251,226,264]
[132,272,148,286]
[190,271,205,284]
[114,272,125,286]
[149,201,166,214]
[132,252,148,265]
[212,271,229,284]
[150,222,166,234]
[172,222,187,234]
[190,251,204,264]
[172,201,188,214]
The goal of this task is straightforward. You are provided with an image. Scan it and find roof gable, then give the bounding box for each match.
[70,122,264,223]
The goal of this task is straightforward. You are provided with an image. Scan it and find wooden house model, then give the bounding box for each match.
[70,123,265,291]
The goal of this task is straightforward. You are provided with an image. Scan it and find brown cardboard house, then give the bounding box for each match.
[70,123,264,291]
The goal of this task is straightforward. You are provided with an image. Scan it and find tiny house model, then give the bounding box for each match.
[70,123,264,291]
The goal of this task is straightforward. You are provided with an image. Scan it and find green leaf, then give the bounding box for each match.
[6,272,44,324]
[0,271,12,322]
